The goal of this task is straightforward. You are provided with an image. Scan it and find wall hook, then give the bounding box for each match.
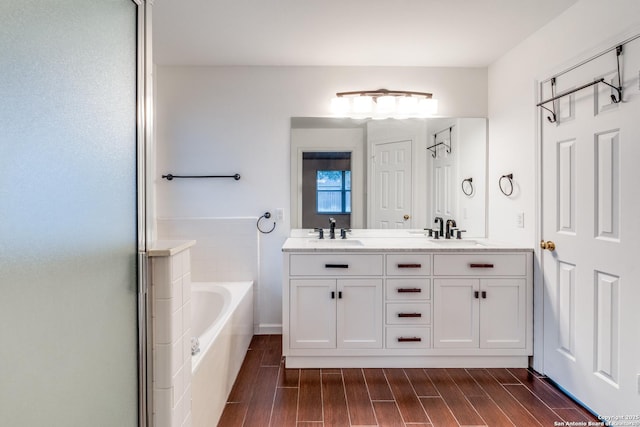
[542,78,558,123]
[537,45,625,117]
[427,126,453,158]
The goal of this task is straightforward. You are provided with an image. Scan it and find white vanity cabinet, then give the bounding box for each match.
[433,278,526,349]
[290,278,383,349]
[287,254,384,352]
[432,253,529,350]
[282,241,533,368]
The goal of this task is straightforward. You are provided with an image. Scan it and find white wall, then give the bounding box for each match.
[456,118,487,237]
[487,0,640,245]
[156,66,487,331]
[487,0,639,378]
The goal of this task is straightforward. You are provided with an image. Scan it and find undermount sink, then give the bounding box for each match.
[432,239,485,247]
[306,238,365,247]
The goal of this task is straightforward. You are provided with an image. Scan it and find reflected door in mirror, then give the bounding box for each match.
[371,139,413,228]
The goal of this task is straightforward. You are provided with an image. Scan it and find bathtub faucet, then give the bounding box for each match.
[329,217,336,239]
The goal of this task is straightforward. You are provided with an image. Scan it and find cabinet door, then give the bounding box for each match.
[480,279,526,348]
[290,279,336,348]
[337,279,383,349]
[433,279,479,348]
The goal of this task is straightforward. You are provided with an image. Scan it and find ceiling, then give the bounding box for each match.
[153,0,579,67]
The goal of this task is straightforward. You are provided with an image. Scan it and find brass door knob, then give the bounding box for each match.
[403,214,410,220]
[540,240,556,251]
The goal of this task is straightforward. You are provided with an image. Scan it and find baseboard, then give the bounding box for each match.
[256,324,282,335]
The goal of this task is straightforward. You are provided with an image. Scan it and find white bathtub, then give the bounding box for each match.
[191,281,254,427]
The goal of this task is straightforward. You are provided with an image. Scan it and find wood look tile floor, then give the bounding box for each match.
[218,335,598,427]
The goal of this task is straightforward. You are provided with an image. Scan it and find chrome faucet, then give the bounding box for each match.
[445,219,457,239]
[434,217,444,237]
[329,217,336,239]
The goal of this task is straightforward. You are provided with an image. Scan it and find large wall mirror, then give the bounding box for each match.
[290,117,487,237]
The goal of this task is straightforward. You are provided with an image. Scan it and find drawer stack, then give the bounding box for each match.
[384,254,432,349]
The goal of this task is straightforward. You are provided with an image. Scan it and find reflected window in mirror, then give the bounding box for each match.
[317,170,351,214]
[302,152,351,229]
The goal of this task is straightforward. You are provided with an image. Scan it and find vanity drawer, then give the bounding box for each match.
[385,279,431,301]
[385,327,431,349]
[434,254,527,276]
[386,303,431,325]
[289,254,383,276]
[386,254,431,276]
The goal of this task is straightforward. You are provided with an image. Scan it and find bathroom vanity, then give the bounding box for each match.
[282,231,533,368]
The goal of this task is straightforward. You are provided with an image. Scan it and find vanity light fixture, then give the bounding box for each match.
[330,89,438,119]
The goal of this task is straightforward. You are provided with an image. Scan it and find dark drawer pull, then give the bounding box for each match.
[398,313,422,318]
[397,263,422,269]
[469,263,494,268]
[397,337,422,342]
[397,288,422,293]
[325,264,349,269]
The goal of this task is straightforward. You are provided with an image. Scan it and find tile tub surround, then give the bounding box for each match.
[150,240,196,427]
[156,218,261,331]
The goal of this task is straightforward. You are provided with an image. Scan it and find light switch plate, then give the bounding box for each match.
[516,212,524,228]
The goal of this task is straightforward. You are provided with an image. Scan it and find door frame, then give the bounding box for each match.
[534,26,640,374]
[290,128,365,229]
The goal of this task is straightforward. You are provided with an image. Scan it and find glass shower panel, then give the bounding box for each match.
[0,1,139,425]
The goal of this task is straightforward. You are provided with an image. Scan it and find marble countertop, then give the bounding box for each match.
[282,230,533,253]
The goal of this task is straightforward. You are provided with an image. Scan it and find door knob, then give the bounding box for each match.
[403,214,410,220]
[540,240,556,251]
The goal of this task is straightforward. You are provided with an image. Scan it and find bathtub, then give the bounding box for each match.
[191,281,254,427]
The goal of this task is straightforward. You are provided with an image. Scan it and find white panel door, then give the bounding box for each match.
[541,39,640,415]
[479,279,526,349]
[432,129,456,222]
[290,279,336,348]
[371,140,413,228]
[433,279,479,348]
[337,279,383,348]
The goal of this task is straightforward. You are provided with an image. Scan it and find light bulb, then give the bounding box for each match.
[417,98,438,116]
[330,97,350,115]
[396,96,419,118]
[376,95,396,114]
[352,96,373,118]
